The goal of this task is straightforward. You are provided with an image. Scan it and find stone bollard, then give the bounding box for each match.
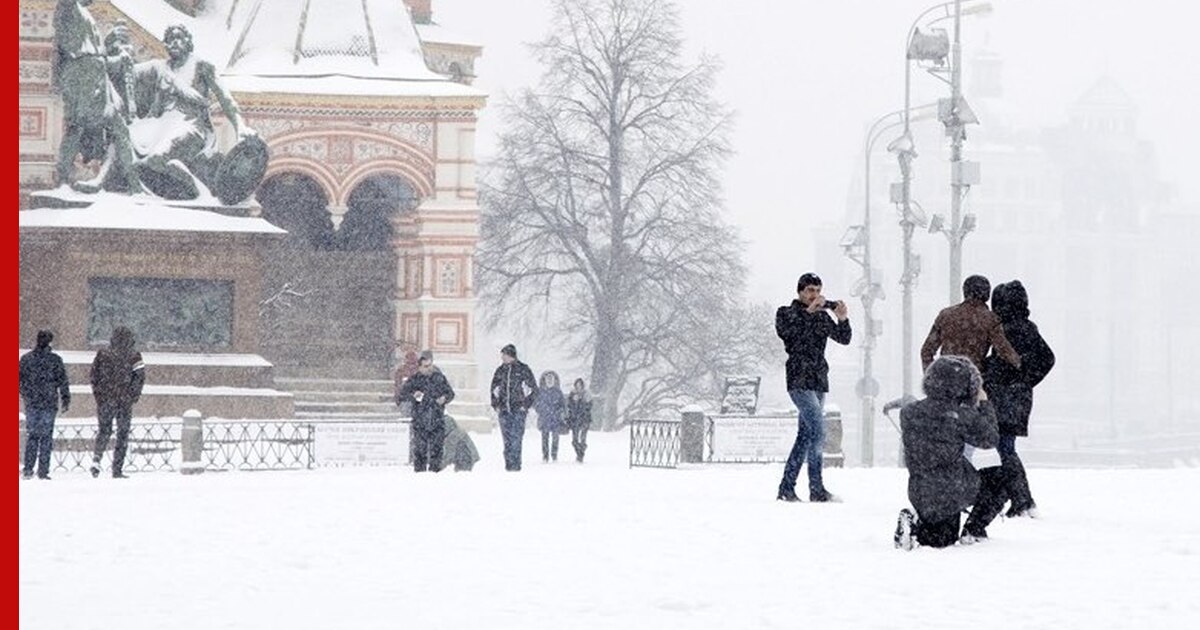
[19,412,27,472]
[823,406,844,468]
[181,409,205,475]
[679,404,706,464]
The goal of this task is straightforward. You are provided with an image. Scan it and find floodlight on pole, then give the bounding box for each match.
[892,0,991,466]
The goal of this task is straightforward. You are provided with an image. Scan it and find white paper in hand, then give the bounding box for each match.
[968,446,1002,469]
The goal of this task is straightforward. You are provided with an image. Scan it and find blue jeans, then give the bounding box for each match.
[498,410,528,471]
[779,389,826,497]
[23,407,57,478]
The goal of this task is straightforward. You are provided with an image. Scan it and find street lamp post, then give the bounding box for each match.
[897,0,989,404]
[854,105,937,467]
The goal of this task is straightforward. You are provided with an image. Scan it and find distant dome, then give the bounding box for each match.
[224,0,441,81]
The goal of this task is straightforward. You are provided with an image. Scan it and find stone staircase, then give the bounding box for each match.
[275,376,494,432]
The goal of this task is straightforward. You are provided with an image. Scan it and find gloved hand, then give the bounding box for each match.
[61,398,70,413]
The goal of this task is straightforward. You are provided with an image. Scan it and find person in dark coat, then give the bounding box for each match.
[920,274,1021,372]
[393,349,420,417]
[19,330,71,480]
[534,371,567,463]
[89,326,145,478]
[894,356,1000,550]
[437,415,481,472]
[775,273,852,503]
[397,350,455,473]
[490,344,537,471]
[963,281,1057,535]
[566,378,593,463]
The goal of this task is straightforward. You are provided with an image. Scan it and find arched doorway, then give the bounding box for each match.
[255,171,406,379]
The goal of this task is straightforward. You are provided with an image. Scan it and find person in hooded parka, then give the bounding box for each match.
[962,280,1057,537]
[533,371,567,463]
[894,355,999,550]
[89,326,145,478]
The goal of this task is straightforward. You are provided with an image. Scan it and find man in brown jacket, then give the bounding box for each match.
[920,275,1020,372]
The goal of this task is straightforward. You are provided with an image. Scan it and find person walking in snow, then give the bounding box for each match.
[961,280,1057,538]
[534,371,567,463]
[490,344,537,471]
[19,330,71,480]
[397,350,455,472]
[894,356,1000,550]
[566,378,593,463]
[775,272,852,503]
[89,326,145,479]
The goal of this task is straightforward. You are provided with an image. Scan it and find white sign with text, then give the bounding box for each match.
[708,414,797,462]
[314,422,409,466]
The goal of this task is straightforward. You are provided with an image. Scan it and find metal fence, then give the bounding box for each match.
[629,411,846,469]
[628,417,714,469]
[21,418,318,474]
[203,421,315,471]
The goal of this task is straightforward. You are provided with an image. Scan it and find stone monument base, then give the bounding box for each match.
[19,196,294,419]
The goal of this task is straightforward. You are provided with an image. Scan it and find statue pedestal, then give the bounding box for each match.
[19,196,294,419]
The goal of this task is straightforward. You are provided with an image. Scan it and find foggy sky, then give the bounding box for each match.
[436,1,1199,439]
[439,0,1199,303]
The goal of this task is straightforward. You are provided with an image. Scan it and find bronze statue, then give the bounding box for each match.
[130,24,265,203]
[52,0,141,194]
[51,8,267,205]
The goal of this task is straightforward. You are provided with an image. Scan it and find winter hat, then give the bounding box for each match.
[501,344,518,359]
[419,350,434,363]
[922,355,982,405]
[962,275,991,302]
[36,330,53,349]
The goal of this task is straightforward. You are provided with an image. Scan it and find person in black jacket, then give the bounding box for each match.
[894,356,1000,550]
[566,378,593,463]
[19,330,71,480]
[964,281,1056,534]
[89,326,145,478]
[490,344,537,471]
[775,273,852,503]
[397,350,456,473]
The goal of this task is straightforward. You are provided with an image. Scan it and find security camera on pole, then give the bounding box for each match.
[884,0,989,465]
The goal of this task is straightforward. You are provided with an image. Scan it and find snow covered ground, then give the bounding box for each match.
[19,429,1199,630]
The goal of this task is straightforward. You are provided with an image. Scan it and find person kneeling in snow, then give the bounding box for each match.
[437,415,480,472]
[894,355,999,550]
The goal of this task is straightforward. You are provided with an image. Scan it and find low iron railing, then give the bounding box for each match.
[21,418,319,474]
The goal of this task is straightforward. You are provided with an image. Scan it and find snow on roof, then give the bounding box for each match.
[20,350,275,368]
[109,0,480,98]
[108,0,195,46]
[19,195,286,235]
[224,74,484,98]
[224,0,444,82]
[415,23,482,49]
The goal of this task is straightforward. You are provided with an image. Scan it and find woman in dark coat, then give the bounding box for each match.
[534,371,567,462]
[895,355,999,550]
[977,280,1056,520]
[566,378,593,463]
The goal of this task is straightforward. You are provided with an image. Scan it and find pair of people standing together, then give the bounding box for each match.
[490,345,593,470]
[18,326,145,480]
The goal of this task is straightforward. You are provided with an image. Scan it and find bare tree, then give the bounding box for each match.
[479,0,767,426]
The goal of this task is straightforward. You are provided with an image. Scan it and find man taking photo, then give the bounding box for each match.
[775,273,851,503]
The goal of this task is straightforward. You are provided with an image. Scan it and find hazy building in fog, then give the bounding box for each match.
[824,53,1198,460]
